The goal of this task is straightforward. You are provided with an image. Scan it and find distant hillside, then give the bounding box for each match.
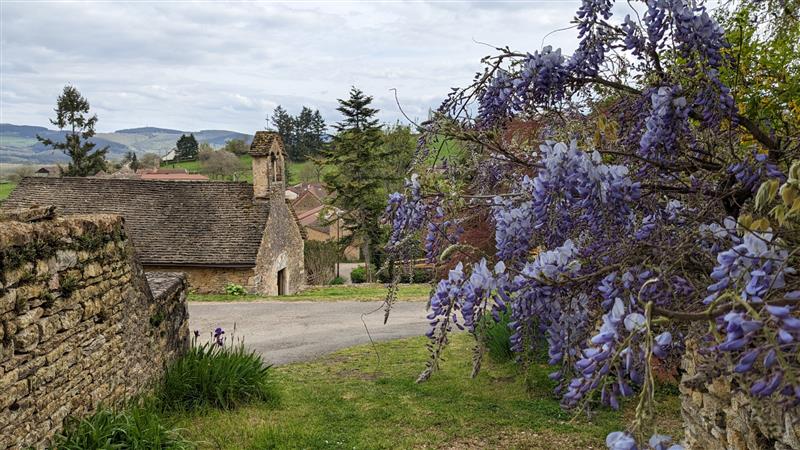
[115,127,184,135]
[0,123,253,164]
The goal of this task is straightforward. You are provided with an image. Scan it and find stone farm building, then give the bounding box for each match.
[3,131,305,295]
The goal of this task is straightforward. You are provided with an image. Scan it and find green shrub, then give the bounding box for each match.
[377,267,434,284]
[224,283,247,296]
[159,341,277,411]
[52,402,191,449]
[481,310,515,363]
[350,266,366,284]
[329,276,345,285]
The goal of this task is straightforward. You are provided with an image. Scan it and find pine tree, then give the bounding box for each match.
[293,106,315,160]
[269,105,294,158]
[321,87,389,282]
[310,109,327,157]
[176,134,199,161]
[36,85,108,176]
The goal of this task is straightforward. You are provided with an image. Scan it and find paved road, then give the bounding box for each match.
[189,300,430,366]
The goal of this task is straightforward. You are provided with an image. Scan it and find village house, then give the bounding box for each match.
[3,131,305,295]
[286,182,359,260]
[33,166,62,177]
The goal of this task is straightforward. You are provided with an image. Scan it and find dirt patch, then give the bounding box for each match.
[489,375,516,384]
[417,429,603,450]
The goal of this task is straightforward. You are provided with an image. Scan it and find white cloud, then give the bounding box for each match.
[0,1,584,133]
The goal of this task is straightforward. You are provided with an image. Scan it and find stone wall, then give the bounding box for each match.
[143,265,253,294]
[253,187,305,295]
[0,213,189,448]
[680,340,800,449]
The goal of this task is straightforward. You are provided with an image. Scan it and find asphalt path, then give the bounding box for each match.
[189,300,430,366]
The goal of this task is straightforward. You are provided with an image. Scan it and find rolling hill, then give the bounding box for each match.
[0,123,253,164]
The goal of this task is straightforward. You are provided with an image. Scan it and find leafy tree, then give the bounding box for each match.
[380,123,417,192]
[175,134,199,161]
[7,166,35,182]
[201,150,243,180]
[198,144,215,162]
[384,0,799,448]
[321,87,390,282]
[223,139,249,156]
[36,85,108,176]
[139,152,161,169]
[298,162,319,183]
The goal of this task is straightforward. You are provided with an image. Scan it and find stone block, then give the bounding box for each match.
[59,308,83,330]
[4,263,33,288]
[48,273,61,290]
[54,250,78,271]
[0,380,29,409]
[15,307,43,329]
[30,364,57,390]
[16,284,45,305]
[14,325,40,352]
[0,289,16,314]
[38,315,62,342]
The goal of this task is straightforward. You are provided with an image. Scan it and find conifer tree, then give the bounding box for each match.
[321,87,389,281]
[269,105,294,158]
[176,134,199,161]
[37,85,108,176]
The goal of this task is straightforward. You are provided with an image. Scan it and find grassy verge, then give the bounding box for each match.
[0,182,17,202]
[188,283,431,302]
[171,333,682,449]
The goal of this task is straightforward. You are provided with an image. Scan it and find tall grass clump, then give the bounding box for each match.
[159,335,277,411]
[52,402,191,449]
[480,311,515,363]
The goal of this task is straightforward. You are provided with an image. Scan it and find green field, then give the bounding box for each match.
[171,333,682,449]
[189,283,431,302]
[164,156,322,185]
[0,182,17,202]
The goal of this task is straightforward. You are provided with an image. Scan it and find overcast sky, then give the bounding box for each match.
[1,1,597,133]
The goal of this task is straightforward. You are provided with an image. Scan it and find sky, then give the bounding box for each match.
[0,1,598,133]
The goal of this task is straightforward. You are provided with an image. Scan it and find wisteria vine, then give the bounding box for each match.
[383,0,799,448]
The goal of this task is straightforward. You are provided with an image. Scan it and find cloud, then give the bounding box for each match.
[0,1,582,133]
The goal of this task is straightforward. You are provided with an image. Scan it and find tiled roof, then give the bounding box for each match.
[297,205,324,225]
[140,173,209,180]
[249,131,285,156]
[136,168,189,175]
[3,177,270,266]
[288,182,328,199]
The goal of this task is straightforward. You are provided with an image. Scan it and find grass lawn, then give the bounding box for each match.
[171,333,682,449]
[189,283,431,302]
[0,182,17,202]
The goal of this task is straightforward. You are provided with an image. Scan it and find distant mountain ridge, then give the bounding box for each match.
[0,123,253,164]
[115,127,184,135]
